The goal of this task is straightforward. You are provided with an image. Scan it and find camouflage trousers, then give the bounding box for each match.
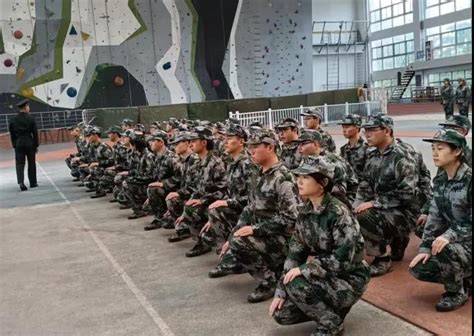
[443,103,454,118]
[84,166,106,191]
[182,205,215,246]
[123,180,148,213]
[79,165,90,182]
[410,242,472,293]
[114,174,127,202]
[457,103,470,117]
[165,197,189,233]
[274,262,370,334]
[229,233,288,287]
[147,186,168,219]
[98,168,116,193]
[65,157,81,178]
[357,208,416,257]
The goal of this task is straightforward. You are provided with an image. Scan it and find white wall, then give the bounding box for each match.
[312,0,357,21]
[313,54,357,91]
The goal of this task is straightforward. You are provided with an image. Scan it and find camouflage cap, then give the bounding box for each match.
[422,129,467,149]
[187,126,213,141]
[247,129,279,146]
[130,130,145,141]
[135,123,146,132]
[121,129,134,137]
[225,124,248,141]
[292,155,335,180]
[169,131,192,145]
[87,126,102,136]
[337,114,363,126]
[301,107,323,119]
[295,129,322,143]
[275,118,299,129]
[439,115,471,132]
[361,114,394,129]
[228,117,241,125]
[147,130,168,142]
[120,118,135,126]
[106,125,122,134]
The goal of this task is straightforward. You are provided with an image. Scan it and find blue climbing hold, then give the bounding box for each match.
[67,87,77,97]
[163,62,172,70]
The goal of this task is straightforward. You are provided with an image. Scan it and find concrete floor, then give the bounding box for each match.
[1,113,469,336]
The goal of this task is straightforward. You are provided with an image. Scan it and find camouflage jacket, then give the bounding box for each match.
[113,143,131,171]
[74,138,87,157]
[339,137,369,181]
[152,149,181,192]
[80,142,98,163]
[355,140,417,210]
[129,149,155,184]
[275,195,367,299]
[456,85,471,106]
[396,138,432,212]
[95,142,114,168]
[234,162,300,237]
[189,152,227,206]
[319,128,336,153]
[419,163,472,254]
[323,151,359,202]
[224,153,257,212]
[176,153,199,200]
[440,85,454,105]
[280,141,303,170]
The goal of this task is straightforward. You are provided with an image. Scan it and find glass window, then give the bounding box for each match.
[383,45,394,57]
[393,3,404,16]
[441,23,455,33]
[373,47,383,59]
[440,1,455,15]
[406,40,414,52]
[456,19,471,30]
[383,57,394,69]
[370,0,381,10]
[442,46,456,57]
[371,22,381,32]
[381,19,392,30]
[404,13,413,24]
[394,55,407,67]
[442,32,456,46]
[427,0,439,7]
[381,6,392,19]
[456,0,471,10]
[394,42,406,54]
[426,27,440,36]
[457,28,472,43]
[457,43,472,55]
[373,60,383,71]
[426,6,439,18]
[431,35,441,48]
[371,10,381,22]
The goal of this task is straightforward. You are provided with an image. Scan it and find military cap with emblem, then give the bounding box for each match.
[169,131,192,145]
[291,155,335,180]
[361,113,394,129]
[147,130,168,142]
[247,129,279,146]
[120,118,135,126]
[275,118,299,130]
[300,107,323,119]
[187,126,213,141]
[106,125,122,134]
[16,99,30,109]
[295,129,323,143]
[422,129,467,150]
[225,124,248,141]
[439,115,471,132]
[337,114,363,126]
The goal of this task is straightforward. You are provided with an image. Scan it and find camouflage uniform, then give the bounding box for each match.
[279,142,303,170]
[114,146,135,202]
[66,136,87,178]
[101,141,130,194]
[318,128,337,153]
[439,115,472,168]
[228,130,300,298]
[78,141,99,182]
[147,147,181,220]
[339,137,368,181]
[455,81,471,117]
[123,149,156,214]
[84,142,114,191]
[440,80,455,118]
[323,150,359,205]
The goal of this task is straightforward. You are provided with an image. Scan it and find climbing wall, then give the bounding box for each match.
[0,0,313,112]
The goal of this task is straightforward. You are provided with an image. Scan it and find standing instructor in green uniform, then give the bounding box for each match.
[8,99,39,191]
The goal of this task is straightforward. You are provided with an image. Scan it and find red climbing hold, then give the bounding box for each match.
[114,76,125,87]
[212,79,221,88]
[13,30,23,39]
[4,59,14,67]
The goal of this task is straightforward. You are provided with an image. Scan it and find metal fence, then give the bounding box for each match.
[0,110,84,133]
[229,101,383,128]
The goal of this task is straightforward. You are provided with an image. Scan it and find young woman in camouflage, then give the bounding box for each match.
[410,129,472,312]
[270,156,370,336]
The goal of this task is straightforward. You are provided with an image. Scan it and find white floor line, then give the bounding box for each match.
[37,163,175,336]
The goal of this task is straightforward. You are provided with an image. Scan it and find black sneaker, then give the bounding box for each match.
[19,183,27,192]
[161,218,175,230]
[369,256,392,277]
[436,291,468,312]
[247,283,275,304]
[128,212,147,220]
[185,242,212,258]
[144,219,162,231]
[90,191,107,199]
[168,231,191,243]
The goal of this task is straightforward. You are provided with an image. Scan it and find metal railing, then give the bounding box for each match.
[229,101,384,128]
[0,110,84,133]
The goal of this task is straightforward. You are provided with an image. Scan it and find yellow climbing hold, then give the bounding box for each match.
[81,32,91,41]
[21,87,34,97]
[16,67,25,80]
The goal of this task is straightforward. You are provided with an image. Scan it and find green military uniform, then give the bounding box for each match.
[275,118,303,170]
[274,156,370,336]
[455,80,471,117]
[83,128,114,192]
[440,79,455,118]
[228,129,300,303]
[66,128,87,179]
[356,115,418,276]
[439,115,472,167]
[411,130,471,312]
[300,108,336,153]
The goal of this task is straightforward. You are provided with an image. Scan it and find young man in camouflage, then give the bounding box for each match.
[355,114,418,276]
[275,118,303,170]
[83,127,114,193]
[174,127,227,258]
[410,130,471,312]
[270,156,369,336]
[202,124,255,278]
[144,131,181,231]
[338,114,369,181]
[300,108,336,152]
[455,78,471,117]
[120,118,135,131]
[111,130,134,204]
[440,78,455,118]
[90,126,123,198]
[163,132,197,241]
[122,133,156,219]
[219,129,300,303]
[65,124,87,182]
[297,129,358,205]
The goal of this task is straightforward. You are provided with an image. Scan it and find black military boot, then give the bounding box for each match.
[208,266,246,279]
[369,256,392,277]
[19,183,27,191]
[72,177,80,182]
[119,204,131,210]
[247,283,275,303]
[144,219,162,231]
[390,236,409,261]
[30,183,38,188]
[168,230,192,243]
[90,191,107,199]
[109,198,119,203]
[128,212,147,220]
[435,291,468,312]
[185,241,212,258]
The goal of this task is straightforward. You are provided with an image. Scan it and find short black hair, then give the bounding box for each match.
[308,172,333,193]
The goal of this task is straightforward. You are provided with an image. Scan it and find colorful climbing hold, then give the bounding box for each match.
[70,25,78,35]
[114,76,125,87]
[21,87,34,98]
[163,62,172,70]
[3,59,13,67]
[67,87,77,97]
[16,68,25,80]
[212,79,221,88]
[81,32,91,41]
[13,30,23,39]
